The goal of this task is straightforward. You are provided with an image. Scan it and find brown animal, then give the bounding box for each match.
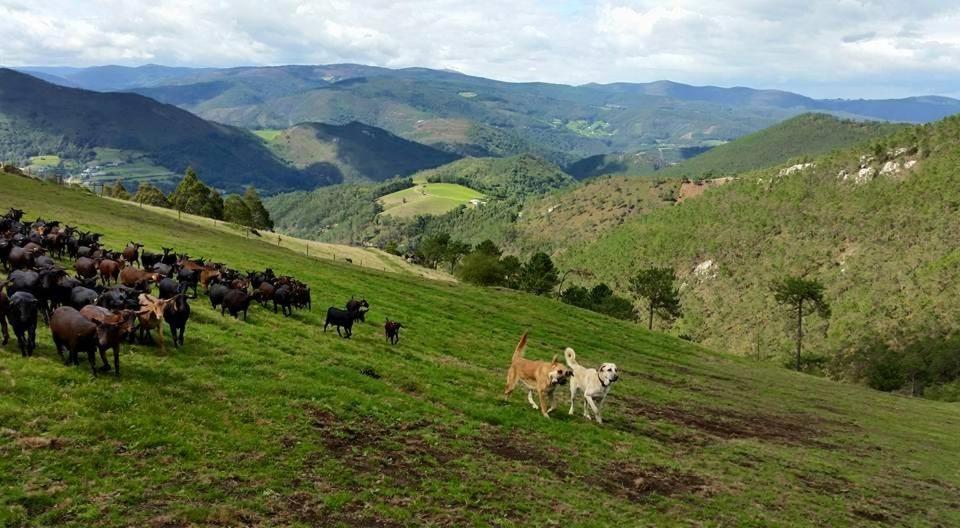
[199,269,221,291]
[9,245,41,270]
[503,332,573,418]
[385,319,403,345]
[49,306,111,375]
[98,258,122,284]
[79,305,136,376]
[119,267,161,289]
[136,294,174,351]
[74,257,99,280]
[122,242,143,265]
[253,281,275,307]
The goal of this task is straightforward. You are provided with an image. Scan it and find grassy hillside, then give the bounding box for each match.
[661,113,906,179]
[2,173,960,527]
[0,69,313,194]
[415,154,574,198]
[378,182,484,218]
[268,121,459,184]
[565,146,711,180]
[561,115,960,391]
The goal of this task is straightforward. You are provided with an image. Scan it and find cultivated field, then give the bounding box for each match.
[378,182,484,218]
[1,174,959,527]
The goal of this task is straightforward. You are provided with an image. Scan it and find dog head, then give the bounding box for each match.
[549,355,574,385]
[598,363,620,386]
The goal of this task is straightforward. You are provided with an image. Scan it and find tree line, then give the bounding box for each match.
[105,167,273,230]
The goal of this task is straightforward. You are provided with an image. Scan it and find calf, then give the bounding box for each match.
[164,292,190,348]
[7,291,39,357]
[385,319,403,345]
[79,305,135,376]
[49,306,101,375]
[98,258,122,284]
[222,289,251,320]
[324,306,365,338]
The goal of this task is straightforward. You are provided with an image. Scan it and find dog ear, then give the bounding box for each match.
[551,353,558,364]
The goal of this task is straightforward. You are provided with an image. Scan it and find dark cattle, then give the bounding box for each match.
[7,292,38,356]
[74,257,98,280]
[49,306,101,375]
[0,290,8,344]
[122,242,143,265]
[222,289,251,320]
[96,287,140,311]
[254,281,275,308]
[273,285,292,316]
[7,270,39,297]
[164,293,190,347]
[346,298,370,322]
[119,267,160,289]
[79,305,135,376]
[8,245,40,270]
[98,259,122,284]
[157,278,181,299]
[176,267,200,298]
[324,306,364,338]
[151,262,174,278]
[385,319,403,345]
[140,250,162,270]
[209,283,230,311]
[159,247,177,266]
[68,286,99,310]
[35,254,56,269]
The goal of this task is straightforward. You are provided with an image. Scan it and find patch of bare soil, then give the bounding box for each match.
[596,463,709,501]
[618,396,839,448]
[477,430,570,479]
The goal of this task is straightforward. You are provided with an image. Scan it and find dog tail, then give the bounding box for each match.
[564,347,578,368]
[513,332,528,362]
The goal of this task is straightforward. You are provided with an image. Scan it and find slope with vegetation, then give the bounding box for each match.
[0,69,311,193]
[1,172,959,527]
[561,115,960,398]
[266,121,459,184]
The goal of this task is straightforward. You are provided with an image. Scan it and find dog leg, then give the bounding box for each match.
[568,382,577,415]
[527,389,539,410]
[582,396,591,420]
[503,370,518,398]
[538,390,550,417]
[586,396,602,424]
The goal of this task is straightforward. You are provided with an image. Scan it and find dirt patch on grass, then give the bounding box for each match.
[596,462,708,501]
[619,396,837,447]
[477,430,570,479]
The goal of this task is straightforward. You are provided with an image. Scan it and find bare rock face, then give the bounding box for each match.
[693,259,717,280]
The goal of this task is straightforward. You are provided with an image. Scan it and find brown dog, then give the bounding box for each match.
[503,332,573,418]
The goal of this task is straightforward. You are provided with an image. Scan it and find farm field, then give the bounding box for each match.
[378,182,484,218]
[27,155,60,167]
[1,173,959,526]
[252,129,283,142]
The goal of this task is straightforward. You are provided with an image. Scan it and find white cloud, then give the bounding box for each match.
[0,0,959,98]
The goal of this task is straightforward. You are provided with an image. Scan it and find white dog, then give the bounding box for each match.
[565,348,619,424]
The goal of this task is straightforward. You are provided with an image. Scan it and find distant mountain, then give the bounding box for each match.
[267,121,460,184]
[28,64,951,163]
[17,64,214,91]
[0,69,317,193]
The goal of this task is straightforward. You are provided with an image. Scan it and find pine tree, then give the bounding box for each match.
[243,186,274,229]
[772,276,830,371]
[630,267,682,330]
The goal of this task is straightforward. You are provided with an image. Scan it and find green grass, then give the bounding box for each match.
[565,119,615,138]
[1,173,959,526]
[252,129,283,142]
[378,183,484,218]
[27,155,60,167]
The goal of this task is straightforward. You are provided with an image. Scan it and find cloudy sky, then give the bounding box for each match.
[2,0,959,98]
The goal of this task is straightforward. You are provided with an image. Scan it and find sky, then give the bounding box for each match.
[2,0,959,99]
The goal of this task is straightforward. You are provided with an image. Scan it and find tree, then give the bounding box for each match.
[132,183,171,208]
[473,239,502,257]
[416,233,451,269]
[630,267,682,330]
[223,194,253,226]
[445,240,472,267]
[500,255,522,289]
[520,252,559,295]
[456,252,505,286]
[108,180,130,200]
[772,276,830,372]
[560,286,592,309]
[168,167,224,220]
[243,186,274,229]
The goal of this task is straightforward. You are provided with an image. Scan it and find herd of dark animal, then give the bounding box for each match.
[0,207,405,378]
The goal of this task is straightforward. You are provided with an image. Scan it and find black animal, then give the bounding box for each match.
[324,305,365,338]
[7,291,39,357]
[209,283,230,311]
[273,285,292,316]
[222,289,251,320]
[68,286,99,310]
[164,290,190,348]
[385,319,403,345]
[49,306,106,375]
[346,298,370,322]
[157,278,180,300]
[177,267,200,298]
